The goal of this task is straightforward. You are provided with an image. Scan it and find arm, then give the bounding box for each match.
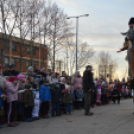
[5,83,19,93]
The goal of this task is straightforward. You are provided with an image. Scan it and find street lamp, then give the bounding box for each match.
[67,14,89,71]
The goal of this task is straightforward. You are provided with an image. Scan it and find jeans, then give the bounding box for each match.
[112,95,120,103]
[84,92,91,114]
[52,102,59,115]
[66,103,72,114]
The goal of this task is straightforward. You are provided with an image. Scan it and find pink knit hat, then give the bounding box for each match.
[17,74,25,81]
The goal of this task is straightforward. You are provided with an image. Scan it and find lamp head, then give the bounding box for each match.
[85,14,89,17]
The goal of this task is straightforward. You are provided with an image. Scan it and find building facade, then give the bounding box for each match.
[0,33,47,72]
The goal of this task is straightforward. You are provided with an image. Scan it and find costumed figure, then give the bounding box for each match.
[117,18,134,88]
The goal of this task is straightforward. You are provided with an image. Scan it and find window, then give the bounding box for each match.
[12,42,19,51]
[33,61,38,68]
[5,58,9,66]
[26,60,30,68]
[11,58,19,66]
[26,46,30,54]
[0,39,9,50]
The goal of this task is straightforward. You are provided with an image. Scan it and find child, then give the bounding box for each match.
[40,80,51,118]
[101,82,107,105]
[76,84,83,109]
[23,84,34,122]
[51,82,61,117]
[32,83,40,120]
[5,77,19,127]
[63,84,74,115]
[96,80,101,105]
[17,74,26,121]
[0,87,6,129]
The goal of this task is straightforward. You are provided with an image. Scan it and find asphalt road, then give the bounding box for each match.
[1,99,134,134]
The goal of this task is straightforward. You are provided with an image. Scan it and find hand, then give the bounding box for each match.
[117,50,121,53]
[88,89,92,92]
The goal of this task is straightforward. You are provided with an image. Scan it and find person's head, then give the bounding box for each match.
[32,83,38,90]
[101,82,105,87]
[53,82,59,88]
[77,84,82,89]
[27,66,34,72]
[8,64,14,71]
[65,84,70,91]
[62,71,66,76]
[43,79,49,86]
[128,18,134,26]
[51,72,56,77]
[8,76,18,84]
[75,70,80,77]
[86,65,92,71]
[17,74,25,82]
[35,77,40,84]
[40,67,45,73]
[25,83,32,90]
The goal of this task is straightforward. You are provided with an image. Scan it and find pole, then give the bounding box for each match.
[76,17,78,71]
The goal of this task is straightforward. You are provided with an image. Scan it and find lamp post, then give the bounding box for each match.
[67,14,89,71]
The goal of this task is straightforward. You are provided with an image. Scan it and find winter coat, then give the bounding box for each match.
[40,84,51,102]
[18,82,25,103]
[63,92,74,104]
[83,70,95,92]
[51,86,61,102]
[23,89,34,107]
[25,71,36,83]
[71,76,82,90]
[0,76,6,93]
[96,85,101,95]
[3,70,19,76]
[101,87,107,95]
[5,82,19,103]
[0,90,2,108]
[112,89,120,96]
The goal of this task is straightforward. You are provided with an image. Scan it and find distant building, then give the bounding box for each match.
[0,33,47,72]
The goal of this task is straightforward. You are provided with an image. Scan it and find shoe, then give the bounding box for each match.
[56,114,61,116]
[85,112,94,116]
[7,123,16,127]
[26,118,31,122]
[33,117,39,121]
[69,113,73,115]
[13,122,19,126]
[66,113,69,115]
[94,104,97,107]
[30,118,33,122]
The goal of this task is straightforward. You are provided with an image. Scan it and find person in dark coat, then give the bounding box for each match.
[83,65,94,116]
[51,82,61,117]
[3,64,19,76]
[112,85,120,104]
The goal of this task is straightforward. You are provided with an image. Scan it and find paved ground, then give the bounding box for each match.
[1,99,134,134]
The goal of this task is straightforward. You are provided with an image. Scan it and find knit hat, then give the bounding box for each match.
[65,84,70,90]
[128,18,134,25]
[17,74,25,81]
[86,65,92,69]
[27,66,33,71]
[60,77,65,82]
[8,77,18,82]
[78,84,82,89]
[35,77,40,83]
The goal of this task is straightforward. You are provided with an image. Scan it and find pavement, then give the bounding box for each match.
[1,99,134,134]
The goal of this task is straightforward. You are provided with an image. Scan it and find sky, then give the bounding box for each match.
[51,0,134,79]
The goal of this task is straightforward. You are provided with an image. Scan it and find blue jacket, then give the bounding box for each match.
[0,90,2,108]
[40,84,51,102]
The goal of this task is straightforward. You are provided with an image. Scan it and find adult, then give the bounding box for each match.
[0,66,6,93]
[112,85,120,104]
[3,64,19,76]
[71,71,82,109]
[37,67,46,80]
[25,66,36,83]
[48,72,58,84]
[83,65,94,116]
[5,76,19,127]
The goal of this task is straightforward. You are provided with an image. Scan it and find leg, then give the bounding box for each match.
[84,92,91,114]
[69,103,72,114]
[112,96,115,103]
[56,102,60,115]
[66,104,69,114]
[52,102,56,116]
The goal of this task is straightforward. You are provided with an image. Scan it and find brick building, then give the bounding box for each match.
[0,33,47,72]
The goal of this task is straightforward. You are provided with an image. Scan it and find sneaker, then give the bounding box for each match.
[69,113,73,115]
[26,118,31,122]
[30,118,33,122]
[85,112,94,116]
[7,123,16,127]
[66,113,69,115]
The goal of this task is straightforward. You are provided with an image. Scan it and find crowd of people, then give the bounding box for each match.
[0,64,132,128]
